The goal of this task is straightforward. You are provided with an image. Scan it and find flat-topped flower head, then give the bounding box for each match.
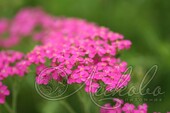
[0,50,29,80]
[14,7,133,94]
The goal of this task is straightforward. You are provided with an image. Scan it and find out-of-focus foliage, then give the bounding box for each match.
[0,0,170,112]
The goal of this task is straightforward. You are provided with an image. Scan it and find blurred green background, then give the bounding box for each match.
[0,0,170,112]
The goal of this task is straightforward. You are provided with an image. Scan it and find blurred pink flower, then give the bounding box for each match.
[0,82,10,104]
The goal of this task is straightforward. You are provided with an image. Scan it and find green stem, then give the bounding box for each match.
[12,88,17,113]
[12,77,19,113]
[60,101,76,113]
[76,90,90,113]
[4,103,14,113]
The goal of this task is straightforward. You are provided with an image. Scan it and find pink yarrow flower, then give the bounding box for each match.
[0,82,10,104]
[0,50,29,80]
[100,98,148,113]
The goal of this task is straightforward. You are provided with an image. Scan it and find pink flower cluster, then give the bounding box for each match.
[0,50,29,104]
[0,8,133,104]
[27,16,131,93]
[0,82,10,104]
[0,50,29,80]
[0,8,52,48]
[100,98,148,113]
